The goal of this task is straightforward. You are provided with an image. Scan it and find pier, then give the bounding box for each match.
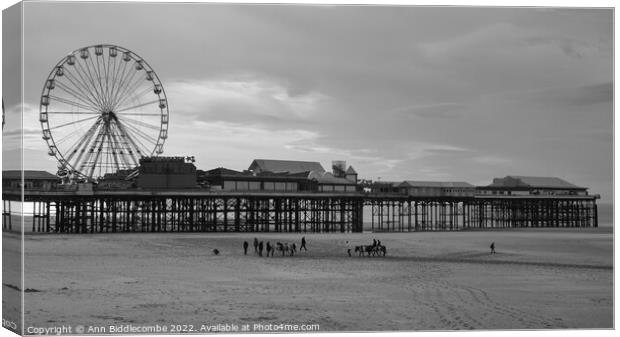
[2,190,598,233]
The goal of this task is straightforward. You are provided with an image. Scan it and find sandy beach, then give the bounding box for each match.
[6,228,612,332]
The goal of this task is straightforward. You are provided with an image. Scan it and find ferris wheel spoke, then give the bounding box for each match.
[74,59,106,108]
[114,120,149,161]
[115,86,156,110]
[70,64,105,110]
[118,127,158,156]
[111,67,140,109]
[114,99,160,114]
[109,125,139,167]
[103,130,122,172]
[80,128,107,176]
[66,119,104,167]
[116,112,162,116]
[48,115,100,130]
[94,54,108,102]
[49,95,101,112]
[120,121,159,143]
[102,53,115,109]
[116,114,162,130]
[62,68,105,109]
[84,124,112,175]
[47,111,100,115]
[81,56,106,108]
[109,61,136,108]
[54,79,102,111]
[64,117,102,159]
[107,59,128,108]
[105,55,122,108]
[88,54,109,108]
[115,119,154,153]
[112,73,148,109]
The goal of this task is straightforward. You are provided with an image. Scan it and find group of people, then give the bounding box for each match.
[347,238,387,257]
[243,237,308,257]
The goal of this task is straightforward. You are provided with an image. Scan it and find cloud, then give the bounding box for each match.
[485,82,612,109]
[164,76,330,129]
[394,102,466,119]
[473,155,513,166]
[419,23,522,60]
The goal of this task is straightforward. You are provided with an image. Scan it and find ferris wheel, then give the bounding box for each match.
[39,44,169,181]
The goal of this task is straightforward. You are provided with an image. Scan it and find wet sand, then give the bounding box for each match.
[9,228,613,332]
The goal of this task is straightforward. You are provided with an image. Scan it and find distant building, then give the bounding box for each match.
[2,170,59,191]
[308,171,357,192]
[370,181,401,194]
[399,181,475,197]
[345,166,358,183]
[199,167,311,192]
[248,159,325,174]
[136,157,197,189]
[97,169,135,190]
[477,176,589,196]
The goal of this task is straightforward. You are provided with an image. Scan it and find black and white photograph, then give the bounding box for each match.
[1,0,615,335]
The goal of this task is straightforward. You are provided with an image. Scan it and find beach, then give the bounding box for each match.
[7,228,613,332]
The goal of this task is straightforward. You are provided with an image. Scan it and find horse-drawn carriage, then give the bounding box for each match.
[354,244,387,257]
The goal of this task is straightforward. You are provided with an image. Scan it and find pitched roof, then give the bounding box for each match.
[400,181,474,188]
[372,181,402,188]
[345,166,357,174]
[2,170,58,180]
[203,167,246,176]
[249,159,325,174]
[490,176,585,189]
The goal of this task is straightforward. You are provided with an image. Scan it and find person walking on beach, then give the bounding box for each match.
[300,237,307,251]
[373,239,377,247]
[291,243,297,256]
[254,238,259,254]
[266,242,272,257]
[346,240,352,257]
[258,241,264,257]
[243,241,249,255]
[490,242,496,254]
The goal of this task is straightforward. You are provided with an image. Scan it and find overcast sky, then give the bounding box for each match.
[2,2,613,202]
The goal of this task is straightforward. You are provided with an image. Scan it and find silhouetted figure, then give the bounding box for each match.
[254,238,259,254]
[266,242,272,257]
[377,240,381,247]
[490,242,496,254]
[213,249,220,255]
[300,237,307,251]
[291,243,297,256]
[258,241,264,257]
[243,241,249,255]
[373,239,377,247]
[346,241,352,257]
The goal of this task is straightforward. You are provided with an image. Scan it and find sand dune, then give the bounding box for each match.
[9,229,613,332]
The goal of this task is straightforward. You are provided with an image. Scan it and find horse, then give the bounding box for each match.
[354,245,371,256]
[377,245,387,256]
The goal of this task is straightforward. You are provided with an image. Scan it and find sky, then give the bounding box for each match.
[1,2,613,203]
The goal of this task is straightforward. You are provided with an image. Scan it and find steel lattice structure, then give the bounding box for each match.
[39,44,169,181]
